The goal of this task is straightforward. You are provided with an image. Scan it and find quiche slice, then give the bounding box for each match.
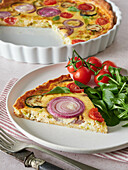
[13,74,108,133]
[0,0,115,44]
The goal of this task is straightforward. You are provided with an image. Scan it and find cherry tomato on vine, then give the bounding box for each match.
[102,60,117,72]
[89,108,104,122]
[73,66,91,85]
[67,83,84,93]
[67,57,83,73]
[94,70,111,86]
[86,56,102,75]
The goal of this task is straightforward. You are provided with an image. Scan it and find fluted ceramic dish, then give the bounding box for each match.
[0,0,121,64]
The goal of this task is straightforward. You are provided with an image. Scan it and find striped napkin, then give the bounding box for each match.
[0,78,128,163]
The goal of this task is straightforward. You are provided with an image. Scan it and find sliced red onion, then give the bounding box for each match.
[15,4,36,13]
[37,7,61,17]
[59,26,74,37]
[63,19,84,28]
[0,11,11,19]
[47,96,85,118]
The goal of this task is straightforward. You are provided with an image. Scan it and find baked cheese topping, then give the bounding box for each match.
[0,0,115,44]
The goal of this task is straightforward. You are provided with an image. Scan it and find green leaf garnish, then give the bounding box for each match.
[67,6,79,12]
[46,86,71,94]
[52,16,60,21]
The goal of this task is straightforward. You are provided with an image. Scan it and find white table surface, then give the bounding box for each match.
[0,0,128,169]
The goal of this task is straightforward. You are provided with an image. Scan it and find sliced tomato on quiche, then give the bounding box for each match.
[4,17,17,25]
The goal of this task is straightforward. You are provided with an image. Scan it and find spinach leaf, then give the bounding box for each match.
[75,80,89,88]
[122,123,128,127]
[112,93,126,105]
[118,110,128,119]
[102,90,114,109]
[46,86,71,94]
[100,110,120,126]
[85,87,101,99]
[92,99,108,114]
[99,82,118,93]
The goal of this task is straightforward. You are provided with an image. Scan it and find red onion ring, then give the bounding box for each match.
[14,3,36,13]
[59,26,74,37]
[37,7,61,17]
[0,11,11,19]
[47,96,85,118]
[63,19,84,28]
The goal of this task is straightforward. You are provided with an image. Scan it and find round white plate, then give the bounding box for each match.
[7,63,128,153]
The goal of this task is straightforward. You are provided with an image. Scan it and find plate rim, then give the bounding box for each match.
[6,63,128,154]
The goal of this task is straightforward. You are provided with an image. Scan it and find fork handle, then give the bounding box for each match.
[38,162,63,170]
[28,144,97,170]
[25,152,63,170]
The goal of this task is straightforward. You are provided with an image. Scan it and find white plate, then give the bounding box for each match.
[6,63,128,153]
[0,0,122,64]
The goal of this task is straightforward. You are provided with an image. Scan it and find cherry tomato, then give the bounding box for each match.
[102,60,117,72]
[89,108,104,122]
[67,57,83,73]
[4,17,17,25]
[73,66,91,85]
[87,56,102,75]
[94,70,111,86]
[78,3,93,10]
[44,0,57,5]
[72,39,85,44]
[96,18,109,25]
[67,83,84,93]
[60,12,73,18]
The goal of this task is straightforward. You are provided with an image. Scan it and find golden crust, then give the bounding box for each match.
[13,74,73,110]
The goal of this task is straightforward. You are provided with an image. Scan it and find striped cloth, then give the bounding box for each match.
[0,78,128,163]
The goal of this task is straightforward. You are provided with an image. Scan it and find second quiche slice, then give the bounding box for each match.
[13,74,108,133]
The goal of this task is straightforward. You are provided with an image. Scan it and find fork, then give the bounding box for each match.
[0,127,97,170]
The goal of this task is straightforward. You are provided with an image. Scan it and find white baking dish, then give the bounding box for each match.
[0,0,121,64]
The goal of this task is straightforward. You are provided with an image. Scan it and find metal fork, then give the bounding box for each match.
[0,127,97,170]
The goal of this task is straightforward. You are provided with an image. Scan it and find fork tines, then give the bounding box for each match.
[0,127,16,150]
